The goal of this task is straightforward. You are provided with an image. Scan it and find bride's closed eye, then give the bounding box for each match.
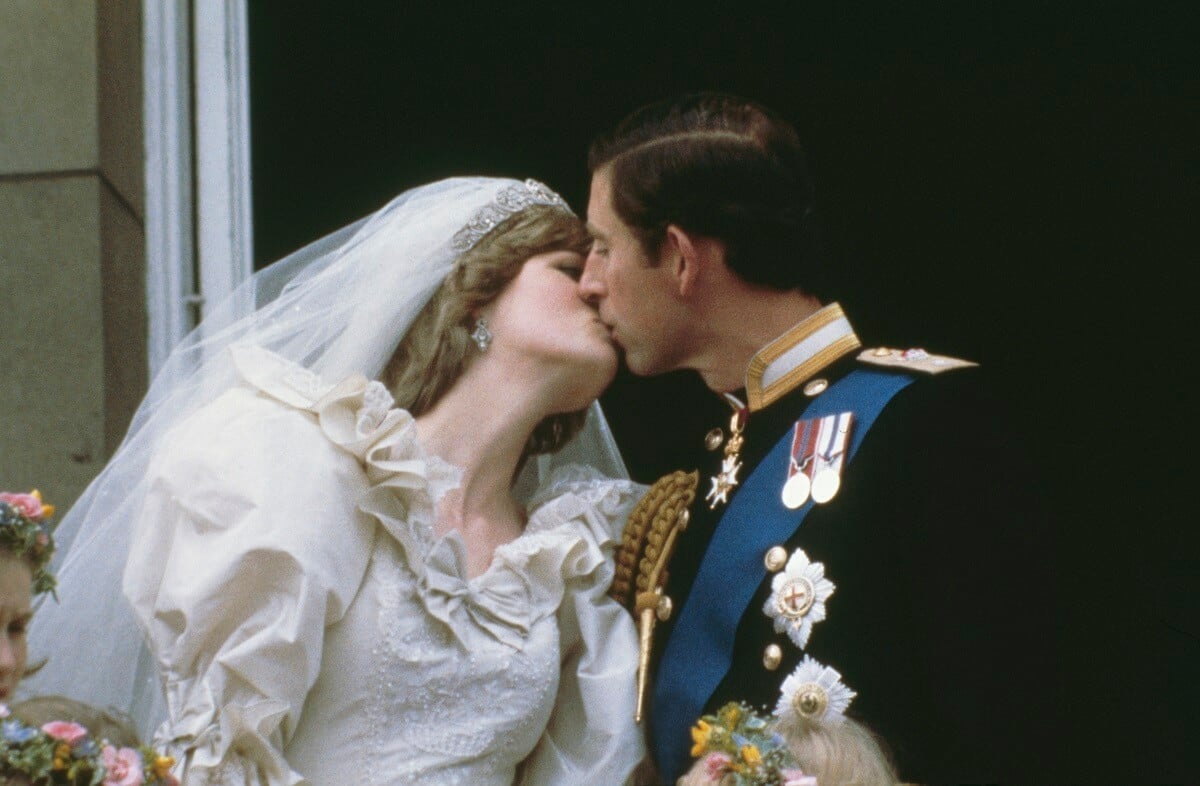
[556,261,584,281]
[7,615,30,638]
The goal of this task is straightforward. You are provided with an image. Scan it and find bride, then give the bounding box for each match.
[23,177,645,784]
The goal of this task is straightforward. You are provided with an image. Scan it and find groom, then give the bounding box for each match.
[580,94,1060,784]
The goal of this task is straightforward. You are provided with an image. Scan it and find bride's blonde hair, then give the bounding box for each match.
[384,204,593,459]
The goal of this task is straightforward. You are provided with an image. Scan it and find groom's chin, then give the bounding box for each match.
[622,351,673,378]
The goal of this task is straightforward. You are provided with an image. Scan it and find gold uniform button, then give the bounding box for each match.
[704,428,724,451]
[802,378,828,397]
[872,347,892,357]
[764,546,788,572]
[656,595,673,622]
[763,643,783,671]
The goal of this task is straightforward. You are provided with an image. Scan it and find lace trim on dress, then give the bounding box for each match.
[231,346,639,647]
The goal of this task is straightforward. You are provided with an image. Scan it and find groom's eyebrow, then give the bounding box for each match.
[585,223,608,240]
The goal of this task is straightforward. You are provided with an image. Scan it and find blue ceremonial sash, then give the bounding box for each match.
[652,368,915,781]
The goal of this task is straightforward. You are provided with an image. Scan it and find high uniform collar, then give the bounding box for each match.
[741,302,862,412]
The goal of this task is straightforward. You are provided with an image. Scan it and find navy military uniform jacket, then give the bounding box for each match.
[647,304,1060,784]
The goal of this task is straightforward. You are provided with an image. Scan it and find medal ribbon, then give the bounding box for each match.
[651,369,915,782]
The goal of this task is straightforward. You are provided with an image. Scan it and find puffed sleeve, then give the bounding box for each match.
[123,387,376,785]
[517,470,648,786]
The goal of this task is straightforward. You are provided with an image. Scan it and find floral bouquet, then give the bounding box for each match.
[689,702,816,786]
[0,491,57,596]
[0,706,177,786]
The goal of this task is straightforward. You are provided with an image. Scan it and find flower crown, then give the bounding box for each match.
[0,704,178,785]
[0,490,58,595]
[689,655,857,785]
[691,702,816,786]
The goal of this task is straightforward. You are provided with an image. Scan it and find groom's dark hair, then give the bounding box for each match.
[588,92,831,299]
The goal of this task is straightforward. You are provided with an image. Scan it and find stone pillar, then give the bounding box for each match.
[0,1,145,510]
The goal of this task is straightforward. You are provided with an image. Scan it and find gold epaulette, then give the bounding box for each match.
[610,469,697,723]
[857,347,978,375]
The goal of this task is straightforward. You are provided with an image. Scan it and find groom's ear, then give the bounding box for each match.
[663,225,723,299]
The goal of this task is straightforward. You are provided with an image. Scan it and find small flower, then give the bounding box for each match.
[2,719,39,743]
[740,743,762,768]
[0,703,9,718]
[76,737,101,757]
[0,490,52,519]
[762,548,835,650]
[42,719,89,745]
[152,754,176,778]
[101,745,145,786]
[774,655,857,735]
[718,703,742,729]
[691,718,713,757]
[0,493,36,518]
[702,752,733,778]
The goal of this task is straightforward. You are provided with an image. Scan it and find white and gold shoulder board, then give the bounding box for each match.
[857,347,977,374]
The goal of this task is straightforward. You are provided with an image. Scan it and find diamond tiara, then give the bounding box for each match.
[451,178,572,252]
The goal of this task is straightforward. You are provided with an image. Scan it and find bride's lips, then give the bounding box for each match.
[597,320,618,346]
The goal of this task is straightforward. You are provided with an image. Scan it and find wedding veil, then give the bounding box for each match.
[21,177,628,735]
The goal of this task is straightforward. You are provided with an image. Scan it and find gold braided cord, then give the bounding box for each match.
[610,470,698,609]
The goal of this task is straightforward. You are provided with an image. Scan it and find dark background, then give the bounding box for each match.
[248,3,1195,779]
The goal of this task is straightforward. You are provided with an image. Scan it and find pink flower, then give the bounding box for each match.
[781,769,818,786]
[703,752,734,778]
[101,745,144,786]
[0,492,46,519]
[41,720,88,745]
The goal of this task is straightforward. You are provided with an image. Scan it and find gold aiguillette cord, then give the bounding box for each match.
[609,470,698,723]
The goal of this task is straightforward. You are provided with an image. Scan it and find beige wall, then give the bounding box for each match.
[0,1,145,510]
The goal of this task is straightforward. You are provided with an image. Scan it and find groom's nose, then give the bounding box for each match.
[579,252,607,303]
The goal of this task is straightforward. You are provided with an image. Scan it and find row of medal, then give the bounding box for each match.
[705,408,854,511]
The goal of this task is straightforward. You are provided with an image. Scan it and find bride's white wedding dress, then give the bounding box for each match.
[124,348,645,785]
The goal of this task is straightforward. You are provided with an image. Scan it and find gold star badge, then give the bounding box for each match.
[705,400,748,510]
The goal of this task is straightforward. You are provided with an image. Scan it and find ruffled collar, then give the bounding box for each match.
[230,345,635,648]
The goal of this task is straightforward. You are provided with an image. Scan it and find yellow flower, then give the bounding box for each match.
[154,755,176,777]
[740,744,762,768]
[690,719,712,757]
[32,489,54,517]
[719,703,742,729]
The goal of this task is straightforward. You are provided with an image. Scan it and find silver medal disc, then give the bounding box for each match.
[810,468,841,504]
[781,472,812,509]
